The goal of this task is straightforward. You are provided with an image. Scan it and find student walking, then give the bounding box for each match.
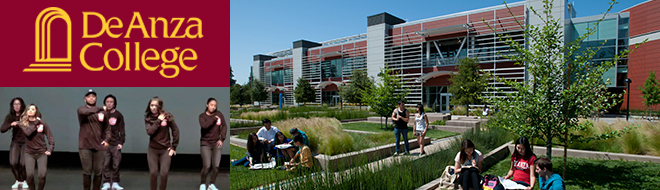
[413,104,429,155]
[391,100,410,155]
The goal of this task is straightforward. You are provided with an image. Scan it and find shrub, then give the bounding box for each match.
[274,117,354,155]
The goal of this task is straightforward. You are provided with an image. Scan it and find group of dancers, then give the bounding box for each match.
[1,89,227,190]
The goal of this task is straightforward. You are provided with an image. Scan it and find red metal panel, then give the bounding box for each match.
[402,24,422,33]
[421,16,467,30]
[625,40,660,109]
[322,45,342,53]
[626,0,660,37]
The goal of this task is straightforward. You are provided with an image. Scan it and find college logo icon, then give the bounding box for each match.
[25,7,72,72]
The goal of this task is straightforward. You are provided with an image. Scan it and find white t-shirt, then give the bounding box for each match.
[415,113,426,131]
[256,126,279,142]
[454,149,483,167]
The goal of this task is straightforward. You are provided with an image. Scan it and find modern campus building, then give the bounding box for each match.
[251,0,659,112]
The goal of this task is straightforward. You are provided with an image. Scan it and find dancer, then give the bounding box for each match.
[145,96,180,190]
[20,104,55,190]
[101,95,125,190]
[77,89,111,190]
[198,97,227,190]
[1,98,27,189]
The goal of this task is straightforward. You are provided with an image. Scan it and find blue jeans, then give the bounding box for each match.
[394,128,409,153]
[232,156,263,167]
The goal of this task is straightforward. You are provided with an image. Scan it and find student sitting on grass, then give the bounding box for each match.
[288,128,309,147]
[271,131,295,164]
[285,134,312,173]
[495,137,537,190]
[454,139,483,190]
[231,133,266,167]
[535,157,565,190]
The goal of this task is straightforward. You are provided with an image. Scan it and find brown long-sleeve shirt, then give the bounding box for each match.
[198,111,227,147]
[21,120,55,155]
[1,116,26,144]
[145,113,180,151]
[77,106,111,150]
[104,110,126,146]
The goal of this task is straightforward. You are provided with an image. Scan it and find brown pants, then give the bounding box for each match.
[9,142,27,182]
[79,149,106,190]
[147,147,171,190]
[200,145,221,185]
[103,145,122,183]
[25,153,47,190]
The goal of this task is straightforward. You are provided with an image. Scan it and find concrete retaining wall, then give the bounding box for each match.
[315,137,432,171]
[507,145,660,163]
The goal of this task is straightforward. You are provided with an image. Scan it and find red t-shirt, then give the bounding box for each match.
[511,154,536,185]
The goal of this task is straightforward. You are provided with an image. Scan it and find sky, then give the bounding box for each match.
[230,0,646,85]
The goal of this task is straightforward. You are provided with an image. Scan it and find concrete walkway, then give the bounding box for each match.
[342,129,379,134]
[252,135,462,190]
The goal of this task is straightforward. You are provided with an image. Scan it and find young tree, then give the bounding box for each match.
[230,84,243,105]
[448,57,489,116]
[294,77,316,105]
[339,69,372,109]
[251,80,268,103]
[230,66,237,86]
[638,71,660,118]
[487,0,642,177]
[360,64,409,129]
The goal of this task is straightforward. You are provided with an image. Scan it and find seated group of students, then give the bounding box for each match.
[231,119,313,172]
[456,137,565,190]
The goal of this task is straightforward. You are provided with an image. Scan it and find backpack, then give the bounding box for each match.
[482,174,499,190]
[439,166,457,189]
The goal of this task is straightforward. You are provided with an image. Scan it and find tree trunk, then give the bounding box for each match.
[380,116,383,129]
[546,138,552,160]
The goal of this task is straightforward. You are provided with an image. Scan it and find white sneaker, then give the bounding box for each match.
[207,184,218,190]
[11,180,20,189]
[101,183,111,190]
[112,182,124,190]
[21,181,27,189]
[199,184,207,190]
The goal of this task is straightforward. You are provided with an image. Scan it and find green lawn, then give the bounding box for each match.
[483,155,660,190]
[230,145,297,190]
[342,122,458,140]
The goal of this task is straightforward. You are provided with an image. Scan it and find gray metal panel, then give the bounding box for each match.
[366,23,388,82]
[0,87,230,155]
[292,48,304,105]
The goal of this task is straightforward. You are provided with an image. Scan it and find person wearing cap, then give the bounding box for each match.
[77,89,111,190]
[100,94,125,190]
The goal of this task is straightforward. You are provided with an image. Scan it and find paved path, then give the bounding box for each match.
[342,129,379,134]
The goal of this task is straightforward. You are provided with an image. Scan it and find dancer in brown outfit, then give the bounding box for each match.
[101,94,125,190]
[1,97,27,189]
[78,89,111,190]
[198,97,227,190]
[145,96,180,190]
[20,104,55,190]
